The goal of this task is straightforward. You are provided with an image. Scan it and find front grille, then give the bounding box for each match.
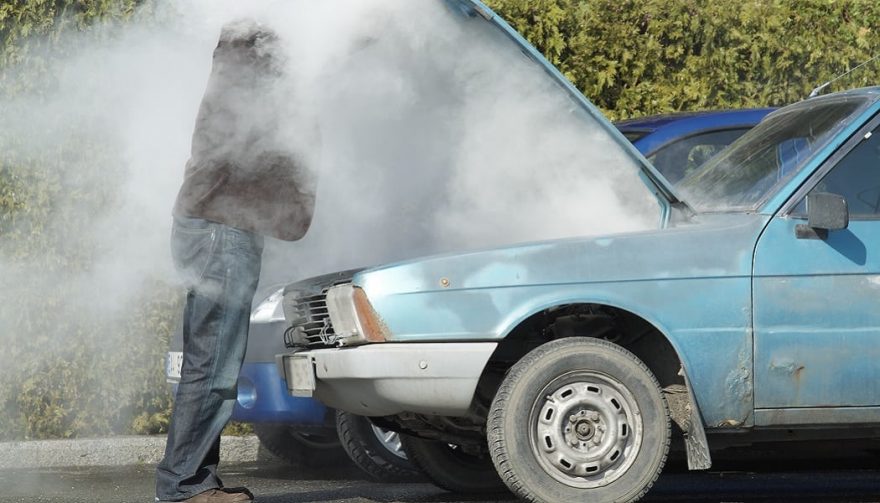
[283,281,349,349]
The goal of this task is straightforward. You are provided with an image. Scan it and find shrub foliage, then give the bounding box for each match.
[488,0,880,118]
[0,0,177,440]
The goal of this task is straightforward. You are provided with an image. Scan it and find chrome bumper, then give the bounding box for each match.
[277,342,498,417]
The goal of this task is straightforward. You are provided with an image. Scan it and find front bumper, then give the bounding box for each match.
[277,343,498,417]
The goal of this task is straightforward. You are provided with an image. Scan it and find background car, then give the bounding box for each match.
[616,108,774,185]
[164,107,772,480]
[167,273,417,481]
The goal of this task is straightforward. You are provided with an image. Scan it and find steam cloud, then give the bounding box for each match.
[0,0,657,440]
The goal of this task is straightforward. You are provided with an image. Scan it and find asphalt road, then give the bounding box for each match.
[3,454,880,503]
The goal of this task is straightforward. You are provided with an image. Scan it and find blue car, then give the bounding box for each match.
[280,85,880,500]
[166,282,352,469]
[276,1,880,501]
[166,108,768,478]
[616,109,774,185]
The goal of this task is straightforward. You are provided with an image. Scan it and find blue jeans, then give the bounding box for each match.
[156,216,263,502]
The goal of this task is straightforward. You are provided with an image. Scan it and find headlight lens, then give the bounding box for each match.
[325,284,388,346]
[250,288,285,323]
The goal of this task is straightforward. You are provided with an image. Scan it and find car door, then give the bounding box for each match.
[753,117,880,424]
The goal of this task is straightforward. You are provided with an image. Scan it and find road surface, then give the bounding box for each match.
[2,454,880,503]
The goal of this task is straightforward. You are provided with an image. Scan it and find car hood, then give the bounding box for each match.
[450,0,677,214]
[282,268,365,297]
[355,212,768,298]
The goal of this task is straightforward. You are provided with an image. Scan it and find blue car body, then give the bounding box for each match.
[321,87,880,426]
[275,2,880,500]
[167,289,331,427]
[280,0,880,481]
[209,0,773,429]
[230,321,328,424]
[222,108,767,427]
[617,109,774,184]
[617,109,774,156]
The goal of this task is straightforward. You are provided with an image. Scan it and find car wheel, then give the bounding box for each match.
[336,411,421,482]
[488,337,670,503]
[253,423,344,467]
[400,435,507,494]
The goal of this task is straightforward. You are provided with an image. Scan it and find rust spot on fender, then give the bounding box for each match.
[769,359,806,381]
[716,419,743,428]
[723,349,753,425]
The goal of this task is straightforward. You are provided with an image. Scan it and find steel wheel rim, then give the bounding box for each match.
[371,425,408,460]
[528,370,643,489]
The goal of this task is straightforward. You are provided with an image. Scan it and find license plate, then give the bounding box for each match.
[288,353,316,397]
[166,351,184,383]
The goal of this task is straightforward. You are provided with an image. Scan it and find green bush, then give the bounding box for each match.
[487,0,880,118]
[0,0,175,440]
[0,130,177,438]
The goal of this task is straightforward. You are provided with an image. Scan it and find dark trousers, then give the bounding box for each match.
[156,216,263,501]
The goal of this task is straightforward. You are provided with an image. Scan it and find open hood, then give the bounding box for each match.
[446,0,677,219]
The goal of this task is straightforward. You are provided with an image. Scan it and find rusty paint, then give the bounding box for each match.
[768,359,806,385]
[724,350,752,417]
[769,358,799,375]
[353,288,391,343]
[715,419,743,428]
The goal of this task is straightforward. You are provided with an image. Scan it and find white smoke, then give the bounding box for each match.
[0,0,658,440]
[250,0,659,282]
[5,0,657,292]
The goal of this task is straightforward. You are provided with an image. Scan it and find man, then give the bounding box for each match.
[156,19,316,503]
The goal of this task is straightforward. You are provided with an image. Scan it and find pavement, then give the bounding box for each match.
[4,458,880,503]
[3,436,880,502]
[0,435,262,469]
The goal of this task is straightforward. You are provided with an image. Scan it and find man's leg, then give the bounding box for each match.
[157,217,263,502]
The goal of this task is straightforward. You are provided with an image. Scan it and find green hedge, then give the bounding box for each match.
[0,129,177,439]
[488,0,880,119]
[0,0,176,440]
[2,0,880,439]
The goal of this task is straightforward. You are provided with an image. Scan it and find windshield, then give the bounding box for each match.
[677,97,869,212]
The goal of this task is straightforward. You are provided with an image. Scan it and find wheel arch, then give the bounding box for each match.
[479,296,712,470]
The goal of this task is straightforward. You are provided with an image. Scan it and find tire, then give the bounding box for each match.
[488,337,670,503]
[336,411,421,482]
[253,423,345,467]
[400,435,508,494]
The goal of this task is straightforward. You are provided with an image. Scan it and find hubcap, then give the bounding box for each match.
[371,425,408,460]
[529,371,642,488]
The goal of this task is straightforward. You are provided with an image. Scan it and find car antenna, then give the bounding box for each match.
[809,53,880,98]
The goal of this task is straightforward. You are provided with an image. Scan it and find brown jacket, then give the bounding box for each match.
[173,20,316,241]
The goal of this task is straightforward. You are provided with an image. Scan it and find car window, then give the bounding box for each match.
[678,98,869,212]
[793,125,880,218]
[647,128,750,185]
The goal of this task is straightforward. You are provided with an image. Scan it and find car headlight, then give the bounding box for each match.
[250,288,285,323]
[325,284,388,346]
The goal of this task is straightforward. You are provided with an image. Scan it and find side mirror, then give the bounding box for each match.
[795,192,848,240]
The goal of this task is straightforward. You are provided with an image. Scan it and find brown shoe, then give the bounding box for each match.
[176,488,254,502]
[219,487,254,500]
